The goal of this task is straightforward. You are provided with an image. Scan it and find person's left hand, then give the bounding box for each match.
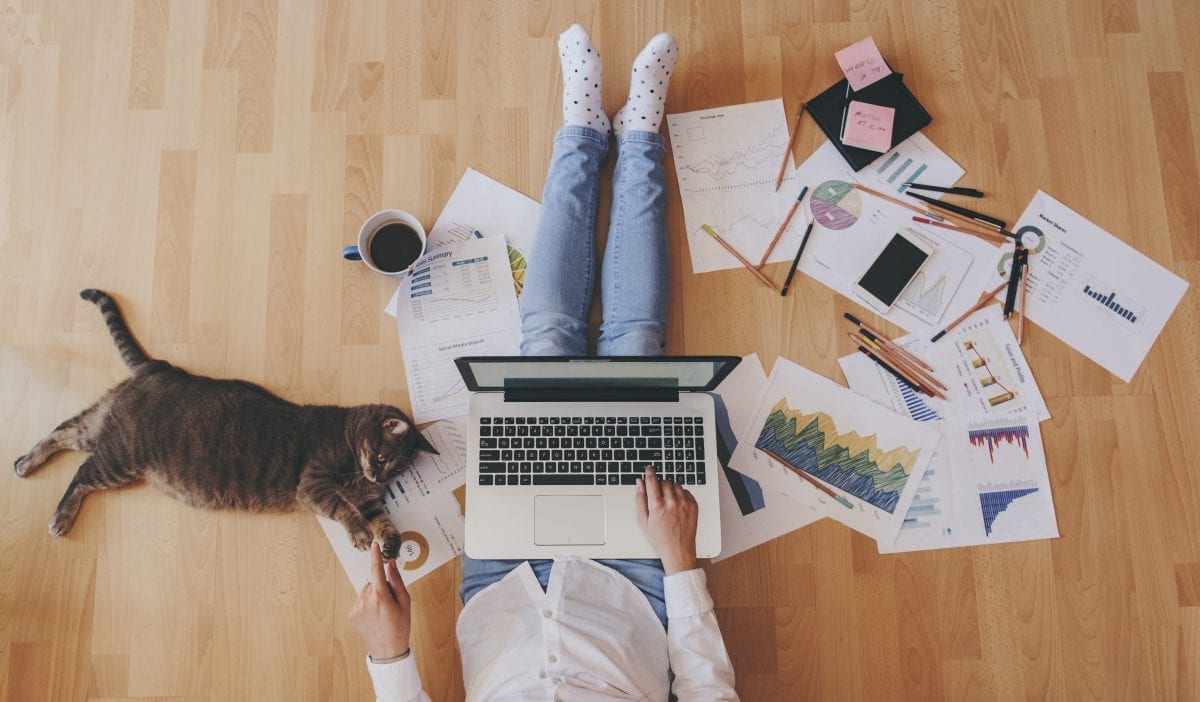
[349,542,413,661]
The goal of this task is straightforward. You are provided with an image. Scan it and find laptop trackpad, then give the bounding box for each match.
[534,495,606,546]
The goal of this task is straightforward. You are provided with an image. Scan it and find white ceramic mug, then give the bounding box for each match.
[342,209,427,276]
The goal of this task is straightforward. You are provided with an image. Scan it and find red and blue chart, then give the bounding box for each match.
[967,423,1030,463]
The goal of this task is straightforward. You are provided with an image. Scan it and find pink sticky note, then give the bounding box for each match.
[835,37,892,91]
[841,101,895,152]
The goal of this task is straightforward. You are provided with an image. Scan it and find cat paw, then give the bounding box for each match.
[378,532,402,561]
[14,454,32,477]
[48,512,75,537]
[350,529,374,551]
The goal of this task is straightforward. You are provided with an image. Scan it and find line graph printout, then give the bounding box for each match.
[395,235,520,422]
[317,418,470,588]
[729,358,939,543]
[667,99,809,273]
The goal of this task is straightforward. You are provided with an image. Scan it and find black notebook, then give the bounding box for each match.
[806,72,931,171]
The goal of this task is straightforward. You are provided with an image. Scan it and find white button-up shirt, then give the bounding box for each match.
[366,556,738,700]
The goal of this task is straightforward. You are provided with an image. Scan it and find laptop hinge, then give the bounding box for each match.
[503,386,680,403]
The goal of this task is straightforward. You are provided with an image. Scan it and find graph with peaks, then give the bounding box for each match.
[667,100,807,273]
[894,228,974,325]
[409,254,499,322]
[754,399,921,514]
[968,423,1031,463]
[978,484,1041,536]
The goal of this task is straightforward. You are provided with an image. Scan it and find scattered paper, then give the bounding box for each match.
[1002,191,1188,382]
[841,101,894,152]
[711,354,823,562]
[666,99,806,274]
[394,236,521,422]
[729,358,939,543]
[318,419,470,587]
[838,305,1050,423]
[835,37,893,91]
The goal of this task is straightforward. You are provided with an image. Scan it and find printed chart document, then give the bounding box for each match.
[395,236,520,422]
[667,99,805,274]
[1003,191,1188,382]
[712,354,823,563]
[318,419,469,587]
[386,168,541,316]
[838,306,1050,423]
[729,358,940,543]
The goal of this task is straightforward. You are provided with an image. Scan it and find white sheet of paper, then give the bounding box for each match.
[729,358,939,543]
[880,415,1059,553]
[394,236,521,422]
[317,419,470,587]
[386,169,541,317]
[1001,190,1188,382]
[838,305,1049,423]
[666,99,806,274]
[711,354,823,563]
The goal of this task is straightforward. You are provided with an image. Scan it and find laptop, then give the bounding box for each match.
[456,355,741,559]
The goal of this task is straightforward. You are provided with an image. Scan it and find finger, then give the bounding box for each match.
[386,559,410,602]
[644,466,663,506]
[369,542,388,592]
[635,478,649,521]
[661,479,677,505]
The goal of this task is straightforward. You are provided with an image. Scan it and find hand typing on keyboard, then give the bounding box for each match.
[635,467,699,575]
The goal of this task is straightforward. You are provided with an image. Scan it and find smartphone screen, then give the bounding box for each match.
[857,234,930,307]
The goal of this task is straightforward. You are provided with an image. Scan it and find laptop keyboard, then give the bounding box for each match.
[477,415,707,487]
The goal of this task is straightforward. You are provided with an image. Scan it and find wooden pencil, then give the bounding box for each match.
[857,334,948,399]
[700,224,780,292]
[852,183,944,221]
[774,104,805,191]
[930,280,1010,342]
[760,447,854,509]
[912,216,1008,245]
[843,312,937,374]
[757,185,808,268]
[847,333,940,398]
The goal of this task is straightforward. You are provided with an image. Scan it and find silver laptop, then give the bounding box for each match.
[457,356,740,559]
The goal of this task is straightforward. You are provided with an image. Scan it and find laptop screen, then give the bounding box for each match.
[455,356,741,392]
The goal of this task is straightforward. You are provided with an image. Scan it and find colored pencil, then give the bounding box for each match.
[855,333,948,398]
[907,191,1006,230]
[781,216,815,297]
[774,104,806,191]
[851,183,944,221]
[848,333,941,399]
[843,312,937,374]
[930,280,1010,342]
[758,185,809,268]
[912,216,1009,245]
[903,182,985,198]
[760,447,855,509]
[700,224,780,292]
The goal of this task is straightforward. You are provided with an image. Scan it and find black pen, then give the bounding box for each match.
[907,190,1007,230]
[903,182,985,198]
[781,217,815,297]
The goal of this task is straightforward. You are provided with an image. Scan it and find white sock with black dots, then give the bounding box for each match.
[558,24,608,132]
[613,33,679,134]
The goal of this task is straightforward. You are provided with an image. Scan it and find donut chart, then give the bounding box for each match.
[397,530,431,571]
[809,180,862,230]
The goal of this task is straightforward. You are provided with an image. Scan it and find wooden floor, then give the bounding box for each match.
[3,0,1199,699]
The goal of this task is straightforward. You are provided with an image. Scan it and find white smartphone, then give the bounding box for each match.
[851,230,934,313]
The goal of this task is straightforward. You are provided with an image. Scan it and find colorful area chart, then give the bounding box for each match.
[809,180,862,230]
[967,424,1031,463]
[979,487,1040,535]
[754,399,920,513]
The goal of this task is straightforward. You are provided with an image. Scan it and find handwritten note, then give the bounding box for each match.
[835,37,892,91]
[841,100,894,152]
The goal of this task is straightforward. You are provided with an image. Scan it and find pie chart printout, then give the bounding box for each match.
[810,180,862,230]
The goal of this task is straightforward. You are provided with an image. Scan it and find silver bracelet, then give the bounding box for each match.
[368,649,411,664]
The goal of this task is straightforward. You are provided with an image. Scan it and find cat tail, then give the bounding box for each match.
[79,289,153,372]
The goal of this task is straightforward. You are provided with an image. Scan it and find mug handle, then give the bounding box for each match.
[342,245,362,261]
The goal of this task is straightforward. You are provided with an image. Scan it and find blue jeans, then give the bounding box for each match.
[461,125,670,627]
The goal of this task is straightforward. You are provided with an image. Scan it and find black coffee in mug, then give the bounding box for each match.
[368,223,423,272]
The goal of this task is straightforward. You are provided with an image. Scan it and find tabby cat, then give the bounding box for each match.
[14,289,436,560]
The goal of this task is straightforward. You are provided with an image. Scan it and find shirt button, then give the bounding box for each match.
[542,609,553,618]
[548,654,557,663]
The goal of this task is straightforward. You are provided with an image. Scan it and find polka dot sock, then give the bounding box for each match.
[613,33,678,135]
[558,24,608,132]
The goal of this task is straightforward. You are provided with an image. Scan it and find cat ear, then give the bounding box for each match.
[414,431,439,455]
[383,417,409,435]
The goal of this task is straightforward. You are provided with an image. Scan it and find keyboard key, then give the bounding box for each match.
[480,438,497,449]
[637,449,664,461]
[520,475,531,485]
[686,475,696,485]
[533,475,594,486]
[479,475,494,485]
[480,462,506,474]
[480,417,491,424]
[480,450,500,461]
[596,475,608,485]
[642,425,663,436]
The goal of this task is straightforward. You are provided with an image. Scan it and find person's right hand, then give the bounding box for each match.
[349,542,413,662]
[635,467,700,575]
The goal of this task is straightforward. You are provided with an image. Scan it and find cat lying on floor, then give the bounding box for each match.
[14,289,435,560]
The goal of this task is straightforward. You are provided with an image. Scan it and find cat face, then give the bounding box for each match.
[359,413,438,484]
